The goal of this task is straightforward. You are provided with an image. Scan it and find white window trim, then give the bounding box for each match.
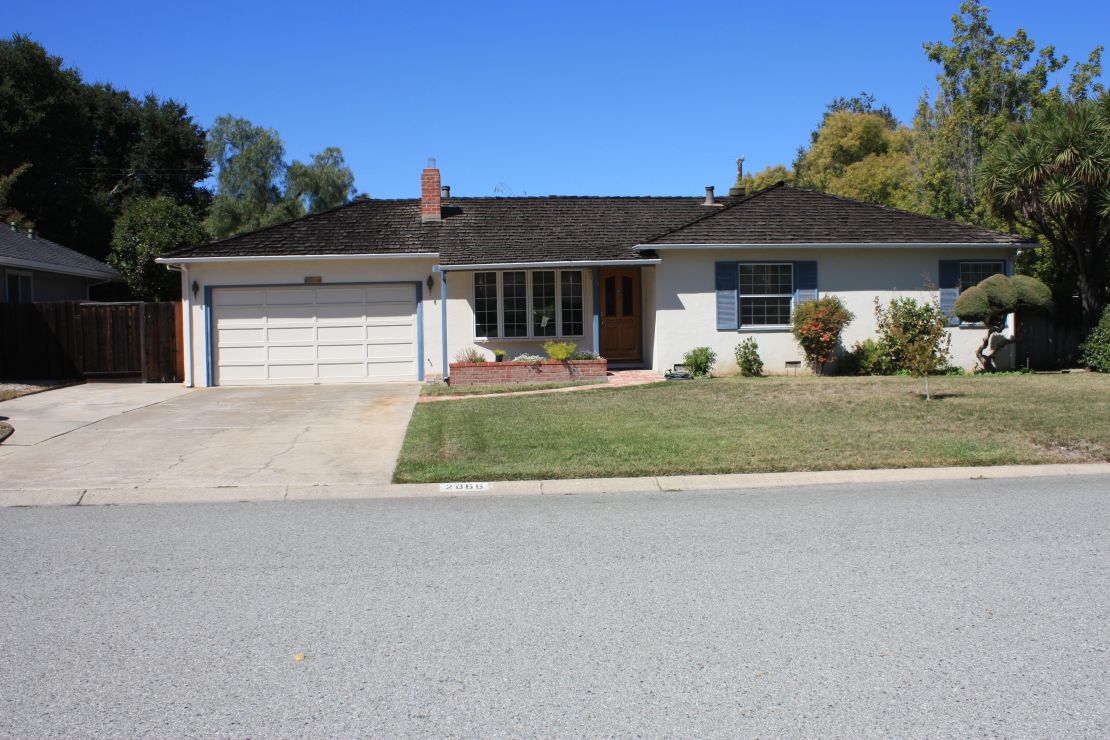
[5,269,34,304]
[473,269,586,341]
[739,262,793,329]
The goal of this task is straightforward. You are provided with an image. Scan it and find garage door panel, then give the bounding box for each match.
[265,289,316,305]
[267,345,316,361]
[317,344,366,360]
[212,284,418,385]
[219,327,266,343]
[215,289,266,307]
[266,305,319,322]
[315,288,366,304]
[220,346,268,363]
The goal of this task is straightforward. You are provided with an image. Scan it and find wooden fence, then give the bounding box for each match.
[1014,297,1086,370]
[0,301,183,382]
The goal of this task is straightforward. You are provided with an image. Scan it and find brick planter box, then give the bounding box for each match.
[448,359,608,386]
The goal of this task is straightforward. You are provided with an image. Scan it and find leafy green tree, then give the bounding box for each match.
[978,97,1110,328]
[286,147,357,213]
[206,116,358,238]
[955,274,1052,370]
[1079,305,1110,372]
[109,197,208,300]
[734,163,792,192]
[0,35,210,260]
[913,1,1102,225]
[875,297,952,399]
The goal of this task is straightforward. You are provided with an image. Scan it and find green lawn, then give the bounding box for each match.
[394,373,1110,482]
[420,379,606,396]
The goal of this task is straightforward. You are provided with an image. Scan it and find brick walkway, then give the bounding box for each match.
[418,369,663,403]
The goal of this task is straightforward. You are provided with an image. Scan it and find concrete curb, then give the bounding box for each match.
[1,462,1108,508]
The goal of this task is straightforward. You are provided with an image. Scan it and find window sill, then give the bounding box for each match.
[474,335,586,343]
[736,325,792,333]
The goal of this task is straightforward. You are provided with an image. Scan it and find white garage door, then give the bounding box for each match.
[212,284,418,385]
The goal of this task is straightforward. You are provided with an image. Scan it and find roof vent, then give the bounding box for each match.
[729,186,746,197]
[441,185,451,198]
[9,222,15,232]
[27,227,34,239]
[703,186,716,206]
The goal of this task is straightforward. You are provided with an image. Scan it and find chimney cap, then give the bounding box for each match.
[426,157,437,169]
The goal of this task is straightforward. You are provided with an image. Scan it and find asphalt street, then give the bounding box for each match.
[1,475,1108,737]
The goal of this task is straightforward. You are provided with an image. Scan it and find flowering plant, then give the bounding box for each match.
[791,296,854,373]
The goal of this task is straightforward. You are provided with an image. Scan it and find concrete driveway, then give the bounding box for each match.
[0,382,419,505]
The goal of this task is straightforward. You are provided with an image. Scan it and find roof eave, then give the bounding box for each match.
[0,255,119,279]
[636,242,1027,251]
[156,252,440,265]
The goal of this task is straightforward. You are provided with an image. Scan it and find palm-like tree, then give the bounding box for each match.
[978,96,1110,328]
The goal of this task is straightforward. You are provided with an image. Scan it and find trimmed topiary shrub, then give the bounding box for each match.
[734,338,764,377]
[954,274,1052,371]
[792,295,854,374]
[683,347,717,378]
[1080,306,1110,372]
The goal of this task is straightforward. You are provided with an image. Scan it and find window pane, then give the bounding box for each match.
[621,275,634,316]
[604,276,616,317]
[532,271,557,336]
[959,261,1004,291]
[560,271,583,335]
[474,272,498,338]
[740,296,791,326]
[5,274,17,304]
[502,271,527,337]
[740,263,792,295]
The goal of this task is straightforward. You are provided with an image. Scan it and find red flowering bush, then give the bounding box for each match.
[791,296,854,373]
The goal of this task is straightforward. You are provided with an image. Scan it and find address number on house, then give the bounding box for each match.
[439,482,491,492]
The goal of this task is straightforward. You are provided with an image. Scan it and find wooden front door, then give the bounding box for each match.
[599,267,642,361]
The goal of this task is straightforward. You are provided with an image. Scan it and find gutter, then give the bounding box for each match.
[635,242,1026,251]
[438,258,662,271]
[156,252,440,265]
[0,256,119,279]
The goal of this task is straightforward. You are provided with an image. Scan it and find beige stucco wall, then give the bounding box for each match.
[648,247,1018,375]
[180,258,440,387]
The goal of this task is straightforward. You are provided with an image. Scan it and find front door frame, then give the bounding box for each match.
[597,266,643,362]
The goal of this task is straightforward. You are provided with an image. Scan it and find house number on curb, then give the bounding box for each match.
[439,482,491,492]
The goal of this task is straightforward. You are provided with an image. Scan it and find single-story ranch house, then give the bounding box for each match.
[158,163,1032,386]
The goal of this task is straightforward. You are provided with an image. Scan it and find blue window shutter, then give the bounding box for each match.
[793,261,818,305]
[939,260,960,326]
[715,261,738,331]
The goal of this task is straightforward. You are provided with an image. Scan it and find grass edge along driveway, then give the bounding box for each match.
[394,374,1110,483]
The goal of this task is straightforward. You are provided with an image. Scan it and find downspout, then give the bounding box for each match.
[439,269,449,381]
[166,264,195,387]
[591,267,601,356]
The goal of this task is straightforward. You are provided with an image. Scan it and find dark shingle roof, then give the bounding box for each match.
[0,226,118,277]
[164,185,1030,265]
[163,196,721,264]
[647,185,1031,245]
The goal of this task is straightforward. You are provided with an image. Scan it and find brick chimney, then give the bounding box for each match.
[421,159,441,222]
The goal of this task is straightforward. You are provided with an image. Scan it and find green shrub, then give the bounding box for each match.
[839,338,889,375]
[733,338,764,377]
[683,346,717,378]
[874,297,951,373]
[791,295,854,373]
[455,348,486,363]
[569,350,600,360]
[1080,306,1110,372]
[543,340,577,361]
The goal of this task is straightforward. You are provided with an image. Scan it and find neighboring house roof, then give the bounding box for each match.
[0,226,118,279]
[645,185,1032,246]
[161,185,1030,266]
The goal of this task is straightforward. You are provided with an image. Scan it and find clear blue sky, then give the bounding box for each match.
[4,1,1107,199]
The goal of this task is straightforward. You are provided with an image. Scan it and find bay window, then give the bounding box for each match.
[472,269,585,339]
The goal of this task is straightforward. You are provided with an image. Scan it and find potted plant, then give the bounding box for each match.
[493,349,507,363]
